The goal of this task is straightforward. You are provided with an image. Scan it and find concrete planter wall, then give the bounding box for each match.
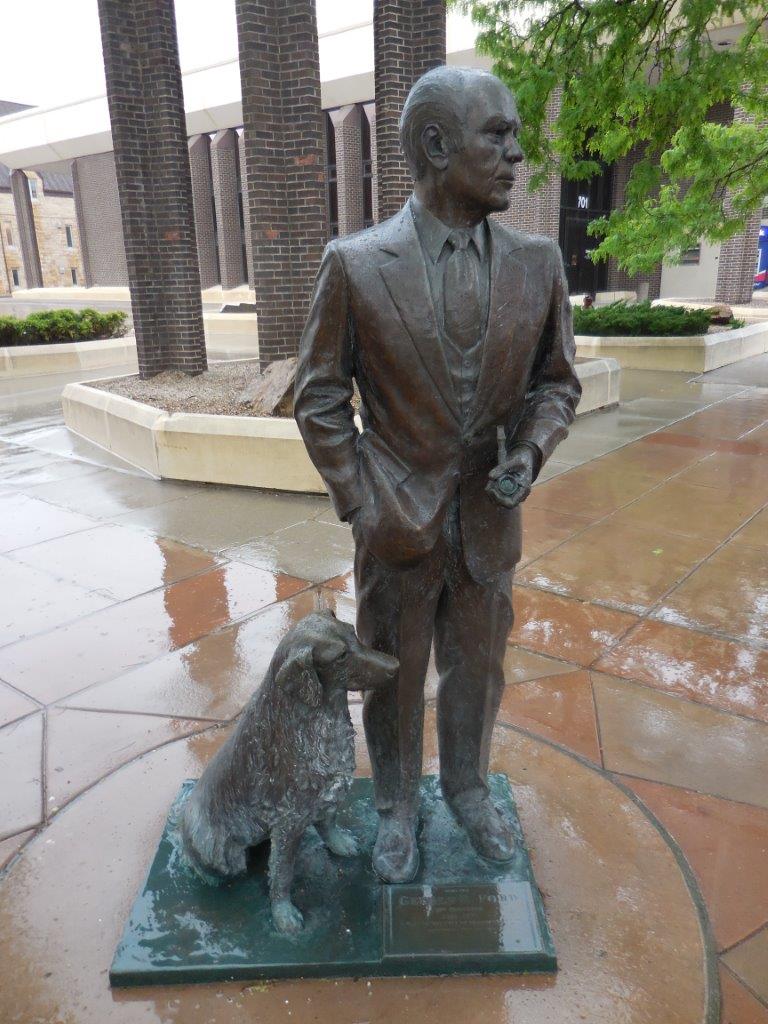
[1,337,138,378]
[0,315,259,378]
[576,321,768,372]
[61,356,619,493]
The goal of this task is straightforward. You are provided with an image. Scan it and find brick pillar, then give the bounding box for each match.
[715,105,764,304]
[10,170,43,289]
[236,0,328,365]
[211,129,247,289]
[238,129,254,287]
[96,0,206,378]
[715,214,762,303]
[373,0,446,222]
[188,134,218,291]
[329,105,365,236]
[363,103,379,224]
[71,161,92,287]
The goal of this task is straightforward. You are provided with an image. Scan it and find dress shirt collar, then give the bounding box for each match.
[410,194,487,263]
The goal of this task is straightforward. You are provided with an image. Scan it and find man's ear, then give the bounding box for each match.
[275,646,323,708]
[421,123,450,171]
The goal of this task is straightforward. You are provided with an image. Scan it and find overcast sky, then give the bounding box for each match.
[0,0,378,108]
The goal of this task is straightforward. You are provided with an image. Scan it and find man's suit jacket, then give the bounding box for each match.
[294,201,581,582]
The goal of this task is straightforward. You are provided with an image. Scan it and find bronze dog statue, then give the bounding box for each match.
[179,609,398,934]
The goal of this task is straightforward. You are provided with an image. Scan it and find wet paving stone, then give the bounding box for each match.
[45,707,207,812]
[9,526,223,602]
[0,492,98,554]
[520,520,715,613]
[225,518,355,582]
[595,619,768,720]
[497,669,601,763]
[0,712,43,838]
[722,925,768,1006]
[624,778,768,950]
[510,587,639,666]
[593,674,768,807]
[61,589,322,722]
[0,563,310,705]
[0,556,115,646]
[0,681,38,728]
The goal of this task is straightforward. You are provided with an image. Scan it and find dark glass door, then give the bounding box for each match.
[558,164,612,295]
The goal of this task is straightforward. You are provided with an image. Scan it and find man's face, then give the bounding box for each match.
[440,78,523,216]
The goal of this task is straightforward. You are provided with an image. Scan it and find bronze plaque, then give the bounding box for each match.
[382,881,544,960]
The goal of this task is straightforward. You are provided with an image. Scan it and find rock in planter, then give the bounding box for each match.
[704,303,734,326]
[237,357,297,416]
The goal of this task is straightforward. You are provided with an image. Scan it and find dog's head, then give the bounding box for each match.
[274,611,399,709]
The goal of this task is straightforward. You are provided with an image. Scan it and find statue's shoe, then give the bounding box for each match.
[448,791,516,862]
[372,814,419,883]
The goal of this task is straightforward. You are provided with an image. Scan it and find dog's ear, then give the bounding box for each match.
[275,646,322,708]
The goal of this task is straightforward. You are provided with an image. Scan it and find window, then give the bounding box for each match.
[28,177,38,199]
[71,267,78,285]
[681,245,701,265]
[4,226,12,247]
[12,268,19,286]
[65,225,73,248]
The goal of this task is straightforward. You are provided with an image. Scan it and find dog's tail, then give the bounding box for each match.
[178,783,247,883]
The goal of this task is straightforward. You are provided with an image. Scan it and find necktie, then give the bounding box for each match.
[443,229,482,351]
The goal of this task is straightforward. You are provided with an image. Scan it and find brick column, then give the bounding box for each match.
[238,129,254,287]
[715,214,762,303]
[715,105,764,304]
[236,0,328,365]
[10,170,43,289]
[188,134,218,291]
[329,105,365,236]
[211,129,247,289]
[96,0,206,378]
[373,0,446,222]
[363,103,379,224]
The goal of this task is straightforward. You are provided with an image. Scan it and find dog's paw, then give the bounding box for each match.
[272,899,304,935]
[324,826,359,858]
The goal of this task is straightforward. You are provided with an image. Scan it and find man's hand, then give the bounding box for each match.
[486,445,537,509]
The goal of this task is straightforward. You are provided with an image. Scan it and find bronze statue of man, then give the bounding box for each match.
[295,66,581,883]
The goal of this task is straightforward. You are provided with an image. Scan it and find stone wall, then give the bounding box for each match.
[0,175,83,291]
[0,191,26,293]
[30,181,83,288]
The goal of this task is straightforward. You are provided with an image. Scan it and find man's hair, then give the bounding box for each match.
[399,65,501,181]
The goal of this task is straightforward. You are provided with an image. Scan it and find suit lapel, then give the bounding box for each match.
[378,206,460,424]
[468,219,527,429]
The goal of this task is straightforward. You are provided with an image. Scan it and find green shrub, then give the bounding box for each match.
[0,308,128,347]
[572,301,712,337]
[0,317,22,345]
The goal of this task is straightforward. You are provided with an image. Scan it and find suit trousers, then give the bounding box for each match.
[354,492,514,819]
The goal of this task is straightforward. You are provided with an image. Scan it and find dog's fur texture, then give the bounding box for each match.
[179,609,399,934]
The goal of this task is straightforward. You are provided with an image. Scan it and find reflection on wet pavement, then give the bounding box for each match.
[1,355,768,1021]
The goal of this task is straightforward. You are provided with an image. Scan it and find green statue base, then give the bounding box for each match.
[110,774,556,986]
